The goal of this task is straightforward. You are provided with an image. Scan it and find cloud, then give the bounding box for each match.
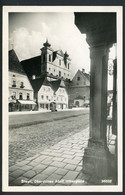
[9,21,90,77]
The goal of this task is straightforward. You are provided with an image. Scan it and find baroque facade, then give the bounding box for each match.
[21,40,70,111]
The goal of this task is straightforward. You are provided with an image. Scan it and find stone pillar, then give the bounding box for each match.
[83,44,111,180]
[74,13,116,182]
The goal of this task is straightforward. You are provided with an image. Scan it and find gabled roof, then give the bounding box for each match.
[30,77,52,92]
[60,80,66,87]
[57,50,64,57]
[21,55,41,78]
[79,70,90,82]
[49,80,61,92]
[30,77,45,92]
[9,49,26,75]
[72,69,90,82]
[74,95,85,100]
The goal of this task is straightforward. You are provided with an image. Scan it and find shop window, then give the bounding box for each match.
[40,104,44,108]
[20,82,24,88]
[19,93,23,100]
[27,93,30,100]
[12,80,16,87]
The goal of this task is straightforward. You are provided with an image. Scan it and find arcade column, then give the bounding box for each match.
[74,13,116,180]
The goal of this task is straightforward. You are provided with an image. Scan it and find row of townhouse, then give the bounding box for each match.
[9,40,90,112]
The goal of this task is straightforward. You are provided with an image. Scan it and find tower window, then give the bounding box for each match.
[49,54,51,62]
[43,54,45,62]
[59,59,61,65]
[77,76,80,81]
[46,96,49,100]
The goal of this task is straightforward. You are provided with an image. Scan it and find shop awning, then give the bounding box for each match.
[8,99,16,103]
[17,100,36,105]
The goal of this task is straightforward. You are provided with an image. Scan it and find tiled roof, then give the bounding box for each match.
[9,50,26,75]
[30,77,45,92]
[30,77,52,92]
[74,95,85,100]
[49,80,61,92]
[82,72,90,81]
[21,55,41,78]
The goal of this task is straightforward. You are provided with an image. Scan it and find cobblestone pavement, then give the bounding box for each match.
[9,127,90,186]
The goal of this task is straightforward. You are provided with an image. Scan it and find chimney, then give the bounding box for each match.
[32,75,36,80]
[82,68,85,73]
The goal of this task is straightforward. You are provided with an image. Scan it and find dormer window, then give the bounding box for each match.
[12,80,16,87]
[20,82,24,88]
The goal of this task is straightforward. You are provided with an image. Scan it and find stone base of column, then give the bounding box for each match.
[82,139,116,184]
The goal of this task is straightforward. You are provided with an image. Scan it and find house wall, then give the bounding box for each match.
[41,48,71,80]
[56,87,68,109]
[72,71,90,86]
[37,84,68,110]
[74,99,85,107]
[68,86,90,104]
[9,71,33,100]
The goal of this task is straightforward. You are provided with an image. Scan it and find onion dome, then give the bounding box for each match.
[43,39,51,47]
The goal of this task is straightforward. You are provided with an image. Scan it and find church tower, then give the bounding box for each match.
[40,39,53,74]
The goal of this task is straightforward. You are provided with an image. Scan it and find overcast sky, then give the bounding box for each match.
[9,12,91,78]
[9,12,115,89]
